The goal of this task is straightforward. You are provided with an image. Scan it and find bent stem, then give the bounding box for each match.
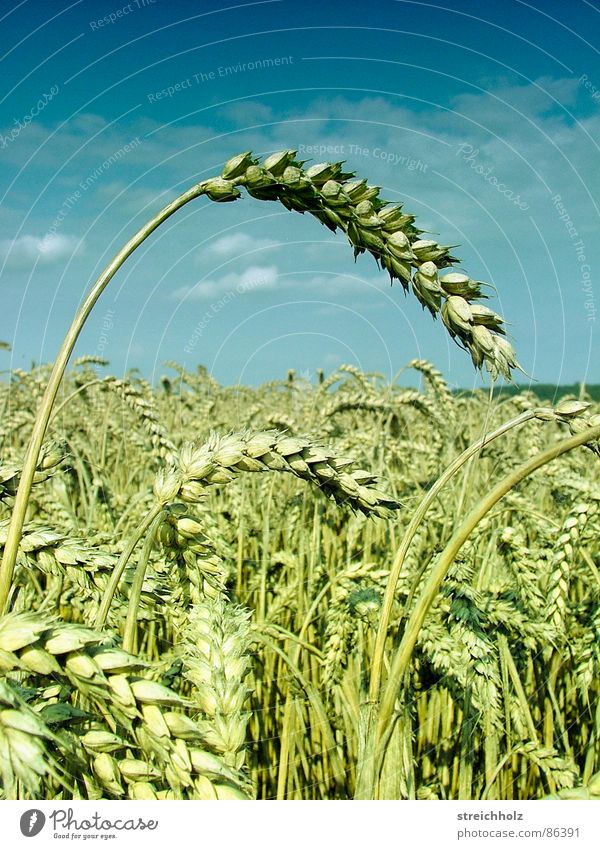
[0,182,207,615]
[369,424,600,798]
[122,511,164,653]
[95,502,163,628]
[50,378,106,423]
[368,409,536,704]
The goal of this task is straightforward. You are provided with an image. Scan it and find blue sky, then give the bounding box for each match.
[1,0,599,388]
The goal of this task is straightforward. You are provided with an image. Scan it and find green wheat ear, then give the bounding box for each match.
[208,149,522,382]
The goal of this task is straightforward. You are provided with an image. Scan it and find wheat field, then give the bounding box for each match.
[1,355,599,800]
[1,152,599,801]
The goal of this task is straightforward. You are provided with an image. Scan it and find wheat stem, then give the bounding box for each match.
[0,183,207,614]
[122,512,164,653]
[50,378,105,423]
[368,409,536,703]
[95,503,163,628]
[369,423,600,797]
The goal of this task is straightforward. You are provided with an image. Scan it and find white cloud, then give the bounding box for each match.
[170,258,400,308]
[293,272,381,297]
[0,233,81,268]
[172,264,386,303]
[450,76,580,127]
[172,264,279,301]
[221,101,274,125]
[207,232,278,257]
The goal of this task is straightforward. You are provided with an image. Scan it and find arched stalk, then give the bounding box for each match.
[368,409,537,704]
[0,183,207,614]
[356,423,600,799]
